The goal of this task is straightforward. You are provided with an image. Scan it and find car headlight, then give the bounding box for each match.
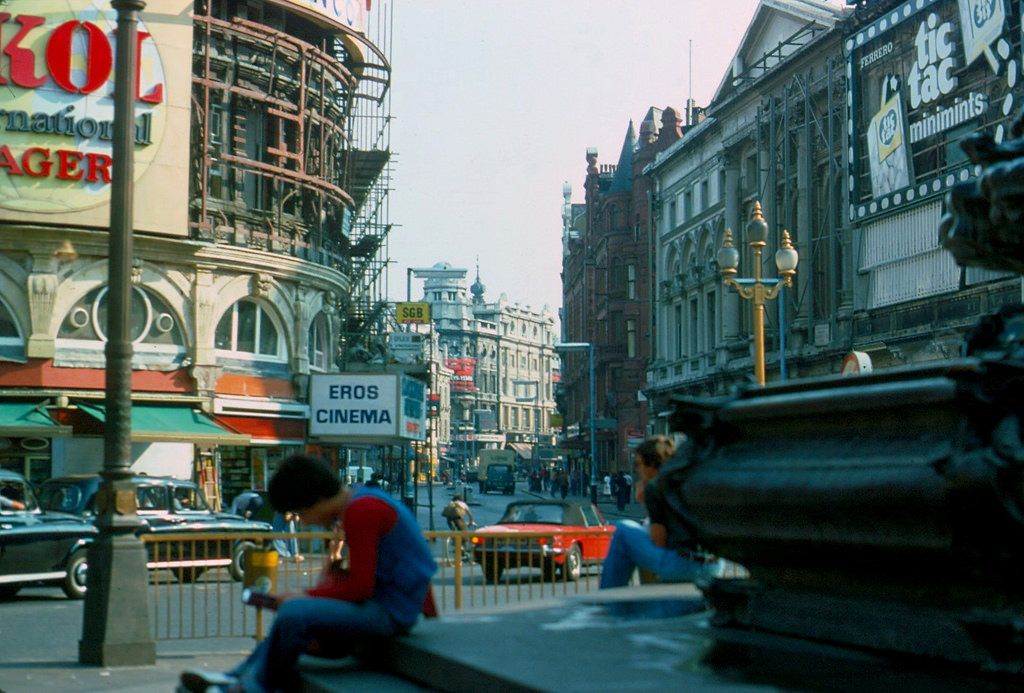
[536,536,557,553]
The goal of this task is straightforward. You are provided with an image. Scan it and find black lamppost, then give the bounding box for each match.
[79,0,155,666]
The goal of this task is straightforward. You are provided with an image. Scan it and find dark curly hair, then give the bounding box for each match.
[267,454,341,512]
[633,435,676,471]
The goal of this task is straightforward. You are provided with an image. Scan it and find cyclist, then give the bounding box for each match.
[443,494,476,531]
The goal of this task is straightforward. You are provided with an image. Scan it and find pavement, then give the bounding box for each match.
[0,640,432,693]
[7,584,1022,693]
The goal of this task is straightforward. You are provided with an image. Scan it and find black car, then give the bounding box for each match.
[37,475,272,582]
[0,469,96,600]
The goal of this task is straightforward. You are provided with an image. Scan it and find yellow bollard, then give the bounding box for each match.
[244,547,279,592]
[244,547,278,640]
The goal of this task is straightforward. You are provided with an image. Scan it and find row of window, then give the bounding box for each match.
[2,289,330,373]
[664,154,759,229]
[672,291,718,361]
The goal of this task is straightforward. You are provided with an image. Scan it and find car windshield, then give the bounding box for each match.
[499,504,564,524]
[37,483,84,514]
[0,478,37,512]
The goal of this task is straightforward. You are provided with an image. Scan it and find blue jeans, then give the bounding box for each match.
[272,513,299,558]
[599,519,716,588]
[231,597,401,693]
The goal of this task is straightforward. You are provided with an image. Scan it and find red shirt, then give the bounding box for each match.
[306,495,397,602]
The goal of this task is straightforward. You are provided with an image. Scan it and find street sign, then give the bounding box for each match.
[390,330,425,363]
[396,302,431,324]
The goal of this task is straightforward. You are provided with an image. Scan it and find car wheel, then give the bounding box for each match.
[558,545,582,582]
[62,549,89,599]
[483,562,504,584]
[231,541,256,582]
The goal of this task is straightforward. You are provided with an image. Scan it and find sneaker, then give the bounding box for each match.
[179,669,239,693]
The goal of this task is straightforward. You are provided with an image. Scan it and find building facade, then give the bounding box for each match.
[409,263,558,477]
[0,0,393,506]
[560,107,685,474]
[643,0,1022,426]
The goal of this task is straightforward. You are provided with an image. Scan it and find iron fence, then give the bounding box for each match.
[141,530,745,641]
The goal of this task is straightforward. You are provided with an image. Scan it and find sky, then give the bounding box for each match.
[385,0,762,316]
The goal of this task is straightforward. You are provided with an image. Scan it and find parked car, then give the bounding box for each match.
[0,469,96,600]
[37,475,272,583]
[471,500,615,583]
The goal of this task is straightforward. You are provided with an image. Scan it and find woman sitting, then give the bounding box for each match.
[599,435,721,588]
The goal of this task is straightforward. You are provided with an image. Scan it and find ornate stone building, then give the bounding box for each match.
[0,0,392,505]
[643,0,1022,428]
[410,263,558,476]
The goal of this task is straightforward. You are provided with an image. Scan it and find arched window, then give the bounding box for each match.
[0,298,23,362]
[307,314,330,371]
[57,285,185,368]
[215,299,283,361]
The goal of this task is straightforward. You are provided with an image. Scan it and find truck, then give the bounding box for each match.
[477,449,516,495]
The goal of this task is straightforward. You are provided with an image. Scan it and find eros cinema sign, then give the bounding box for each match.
[0,0,168,215]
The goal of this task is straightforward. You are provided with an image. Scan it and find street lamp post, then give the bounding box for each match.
[79,0,155,667]
[555,343,596,504]
[716,201,798,386]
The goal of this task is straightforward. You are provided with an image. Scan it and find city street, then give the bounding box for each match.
[0,479,624,691]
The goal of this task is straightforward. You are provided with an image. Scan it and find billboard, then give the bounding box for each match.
[847,0,1022,221]
[309,373,426,442]
[0,0,193,236]
[445,358,477,392]
[273,0,368,34]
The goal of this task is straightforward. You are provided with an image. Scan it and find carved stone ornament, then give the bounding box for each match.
[322,291,336,316]
[252,273,272,297]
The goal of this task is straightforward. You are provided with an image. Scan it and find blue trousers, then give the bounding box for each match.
[272,513,299,558]
[231,597,401,693]
[599,519,717,588]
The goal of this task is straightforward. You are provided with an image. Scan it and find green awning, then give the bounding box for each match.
[77,403,250,445]
[0,402,71,437]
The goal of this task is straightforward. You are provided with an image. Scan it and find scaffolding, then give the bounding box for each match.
[189,0,394,368]
[753,47,848,353]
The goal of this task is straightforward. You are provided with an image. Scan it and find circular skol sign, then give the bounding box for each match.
[0,0,167,214]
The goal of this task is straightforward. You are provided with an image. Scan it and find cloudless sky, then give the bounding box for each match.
[386,0,762,317]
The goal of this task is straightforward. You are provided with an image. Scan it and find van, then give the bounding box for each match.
[483,463,515,494]
[479,448,517,494]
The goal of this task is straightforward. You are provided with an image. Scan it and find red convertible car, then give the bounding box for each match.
[471,500,615,583]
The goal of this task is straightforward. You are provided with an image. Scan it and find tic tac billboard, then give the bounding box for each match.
[0,0,192,236]
[309,373,426,443]
[847,0,1022,221]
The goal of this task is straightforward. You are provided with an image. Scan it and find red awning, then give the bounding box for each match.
[213,415,306,445]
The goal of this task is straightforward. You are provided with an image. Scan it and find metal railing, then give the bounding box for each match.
[141,530,745,641]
